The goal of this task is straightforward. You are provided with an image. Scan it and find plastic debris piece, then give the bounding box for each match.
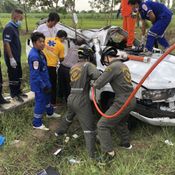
[69,158,80,164]
[10,140,20,145]
[53,148,62,156]
[37,166,60,175]
[65,137,70,143]
[0,135,5,146]
[164,140,174,146]
[72,134,79,139]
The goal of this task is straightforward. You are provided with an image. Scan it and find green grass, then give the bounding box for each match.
[0,13,175,175]
[1,108,175,175]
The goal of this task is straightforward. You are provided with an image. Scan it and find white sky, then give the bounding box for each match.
[75,0,91,11]
[74,0,173,11]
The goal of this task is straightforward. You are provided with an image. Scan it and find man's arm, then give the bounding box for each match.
[141,19,146,36]
[148,11,156,24]
[4,42,13,59]
[93,65,117,89]
[87,63,101,80]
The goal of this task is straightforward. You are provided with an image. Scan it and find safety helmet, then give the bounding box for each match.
[128,0,141,5]
[101,46,119,66]
[78,44,95,62]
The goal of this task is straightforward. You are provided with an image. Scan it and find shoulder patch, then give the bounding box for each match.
[70,66,82,82]
[33,61,39,70]
[105,67,112,72]
[142,4,148,11]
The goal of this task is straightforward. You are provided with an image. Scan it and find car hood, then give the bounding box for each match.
[125,54,175,89]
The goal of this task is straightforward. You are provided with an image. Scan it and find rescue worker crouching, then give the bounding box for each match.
[55,44,101,158]
[128,0,173,56]
[93,46,136,161]
[28,32,61,131]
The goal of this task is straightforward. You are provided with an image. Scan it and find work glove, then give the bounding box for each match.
[43,87,52,94]
[10,57,17,68]
[119,52,129,62]
[131,11,137,18]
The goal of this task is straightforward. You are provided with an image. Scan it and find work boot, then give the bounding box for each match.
[12,95,24,103]
[140,48,152,56]
[0,96,10,104]
[19,92,28,98]
[95,152,115,165]
[55,116,73,136]
[119,143,132,150]
[33,124,49,131]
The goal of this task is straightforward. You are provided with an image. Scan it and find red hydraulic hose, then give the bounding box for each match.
[92,43,175,119]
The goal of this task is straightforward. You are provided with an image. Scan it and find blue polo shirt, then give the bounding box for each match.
[2,21,21,62]
[139,1,173,21]
[28,47,51,92]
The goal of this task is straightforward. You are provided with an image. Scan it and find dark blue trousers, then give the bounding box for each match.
[33,91,53,127]
[146,14,172,51]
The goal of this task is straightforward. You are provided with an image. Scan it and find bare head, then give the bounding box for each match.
[47,12,60,28]
[11,9,23,23]
[31,32,45,51]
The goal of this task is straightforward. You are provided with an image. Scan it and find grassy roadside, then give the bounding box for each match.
[0,13,175,175]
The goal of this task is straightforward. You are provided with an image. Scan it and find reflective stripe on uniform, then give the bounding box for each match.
[84,130,95,134]
[34,113,42,119]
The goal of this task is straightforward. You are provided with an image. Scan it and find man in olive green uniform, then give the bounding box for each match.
[56,44,101,158]
[93,46,136,159]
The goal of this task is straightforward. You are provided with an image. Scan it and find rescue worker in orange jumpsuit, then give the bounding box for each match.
[121,0,136,48]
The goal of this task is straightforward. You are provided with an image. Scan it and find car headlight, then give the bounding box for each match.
[142,89,175,101]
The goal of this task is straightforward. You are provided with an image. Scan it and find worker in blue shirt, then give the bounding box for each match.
[28,32,61,131]
[3,9,28,102]
[128,0,173,55]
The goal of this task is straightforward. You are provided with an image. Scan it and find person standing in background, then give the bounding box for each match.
[121,0,136,49]
[43,30,67,106]
[57,37,86,102]
[36,12,60,38]
[3,9,27,102]
[28,32,61,131]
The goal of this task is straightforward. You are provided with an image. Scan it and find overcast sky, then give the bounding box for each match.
[74,0,173,11]
[75,0,91,11]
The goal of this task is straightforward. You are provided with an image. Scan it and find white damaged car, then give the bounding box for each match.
[26,22,175,126]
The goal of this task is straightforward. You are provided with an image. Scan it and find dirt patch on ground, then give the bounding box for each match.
[10,140,26,149]
[48,119,61,132]
[31,129,51,140]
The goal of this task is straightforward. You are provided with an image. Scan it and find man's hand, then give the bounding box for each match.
[131,11,137,18]
[120,52,129,62]
[10,57,17,68]
[43,87,52,94]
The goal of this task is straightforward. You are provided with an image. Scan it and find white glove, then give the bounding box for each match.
[120,52,128,61]
[10,57,17,68]
[141,35,146,45]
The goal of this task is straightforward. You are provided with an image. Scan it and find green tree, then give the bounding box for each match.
[0,0,18,13]
[62,0,76,12]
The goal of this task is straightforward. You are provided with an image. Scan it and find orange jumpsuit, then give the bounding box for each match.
[121,0,136,47]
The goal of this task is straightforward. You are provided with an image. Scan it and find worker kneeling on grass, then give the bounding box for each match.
[28,32,61,131]
[93,46,136,162]
[128,0,173,56]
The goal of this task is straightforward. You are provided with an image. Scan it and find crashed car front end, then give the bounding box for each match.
[26,22,175,126]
